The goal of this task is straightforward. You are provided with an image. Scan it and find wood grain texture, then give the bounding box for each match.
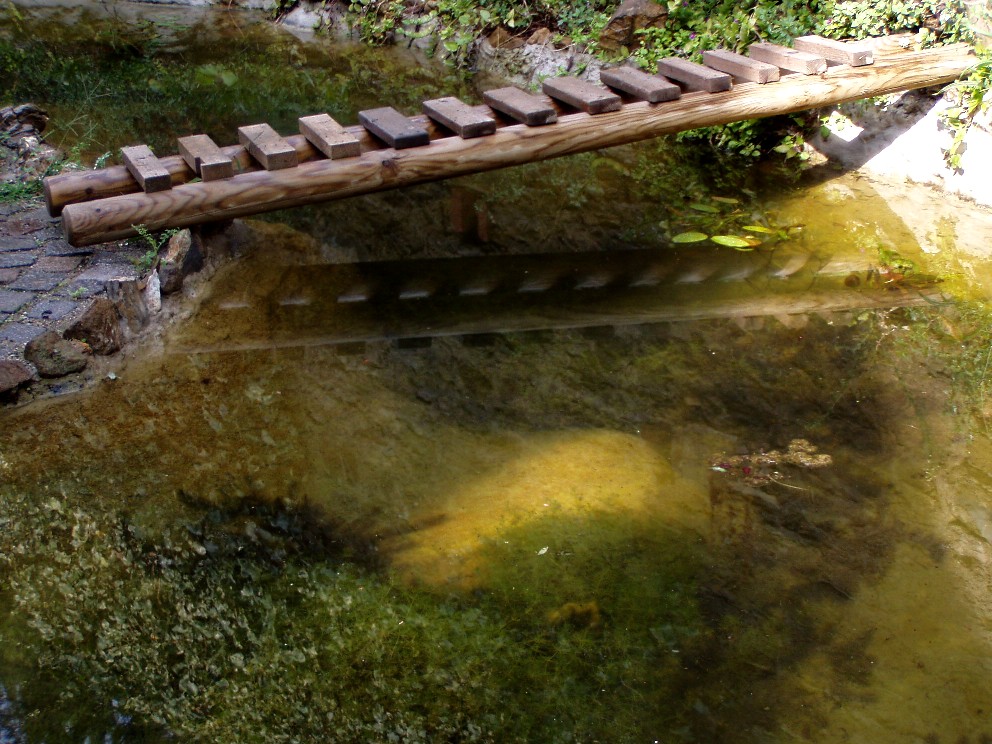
[358,107,430,149]
[482,87,558,125]
[794,35,873,66]
[422,97,496,138]
[599,67,681,103]
[299,114,361,159]
[237,123,299,170]
[120,145,171,193]
[702,49,780,84]
[748,42,827,74]
[541,77,622,114]
[177,134,234,181]
[657,58,733,93]
[60,46,974,247]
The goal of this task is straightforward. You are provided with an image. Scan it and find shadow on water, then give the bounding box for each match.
[3,1,992,741]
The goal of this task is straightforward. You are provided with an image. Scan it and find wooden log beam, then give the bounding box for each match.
[44,112,490,216]
[60,46,974,247]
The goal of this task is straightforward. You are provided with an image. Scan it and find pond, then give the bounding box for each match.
[3,2,992,742]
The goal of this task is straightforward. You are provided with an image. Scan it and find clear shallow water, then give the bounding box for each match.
[3,3,992,742]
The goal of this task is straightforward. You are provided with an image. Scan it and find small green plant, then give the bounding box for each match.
[0,179,43,202]
[669,193,803,249]
[130,224,180,272]
[940,52,992,170]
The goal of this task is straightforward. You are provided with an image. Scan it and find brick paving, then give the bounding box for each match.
[0,196,145,369]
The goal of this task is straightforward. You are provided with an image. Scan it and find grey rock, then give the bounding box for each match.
[144,268,161,314]
[24,330,89,377]
[0,252,36,269]
[64,297,122,355]
[0,237,38,252]
[158,228,204,294]
[0,359,33,396]
[44,239,93,257]
[0,289,32,314]
[106,279,149,332]
[26,298,78,322]
[8,270,62,292]
[0,322,46,346]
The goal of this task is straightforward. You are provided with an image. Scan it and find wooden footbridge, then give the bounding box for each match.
[45,35,976,247]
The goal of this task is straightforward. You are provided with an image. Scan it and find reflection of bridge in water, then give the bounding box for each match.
[173,246,944,355]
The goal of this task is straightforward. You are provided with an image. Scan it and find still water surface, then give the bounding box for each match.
[2,3,992,742]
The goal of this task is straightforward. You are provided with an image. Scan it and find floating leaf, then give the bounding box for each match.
[219,70,238,87]
[711,196,739,204]
[711,235,753,248]
[672,231,708,243]
[689,202,720,213]
[742,224,775,234]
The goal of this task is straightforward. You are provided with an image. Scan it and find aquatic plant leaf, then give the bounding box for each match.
[711,235,752,248]
[672,231,708,243]
[689,202,720,213]
[710,196,739,204]
[742,225,775,234]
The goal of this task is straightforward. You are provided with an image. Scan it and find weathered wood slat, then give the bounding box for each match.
[657,58,733,92]
[422,97,496,138]
[120,145,171,193]
[237,123,298,170]
[358,106,430,149]
[298,114,361,160]
[702,49,780,84]
[542,77,622,114]
[60,46,974,247]
[177,134,234,181]
[748,41,827,74]
[794,35,873,66]
[599,67,681,103]
[482,87,558,125]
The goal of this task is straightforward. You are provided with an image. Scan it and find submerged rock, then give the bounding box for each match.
[24,330,90,377]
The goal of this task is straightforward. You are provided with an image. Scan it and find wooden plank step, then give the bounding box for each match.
[299,114,361,160]
[748,41,827,74]
[422,96,496,138]
[702,49,780,84]
[482,87,558,126]
[237,123,298,170]
[177,134,234,181]
[120,145,171,193]
[599,66,681,103]
[542,77,622,114]
[358,107,430,149]
[657,58,732,93]
[793,35,873,66]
